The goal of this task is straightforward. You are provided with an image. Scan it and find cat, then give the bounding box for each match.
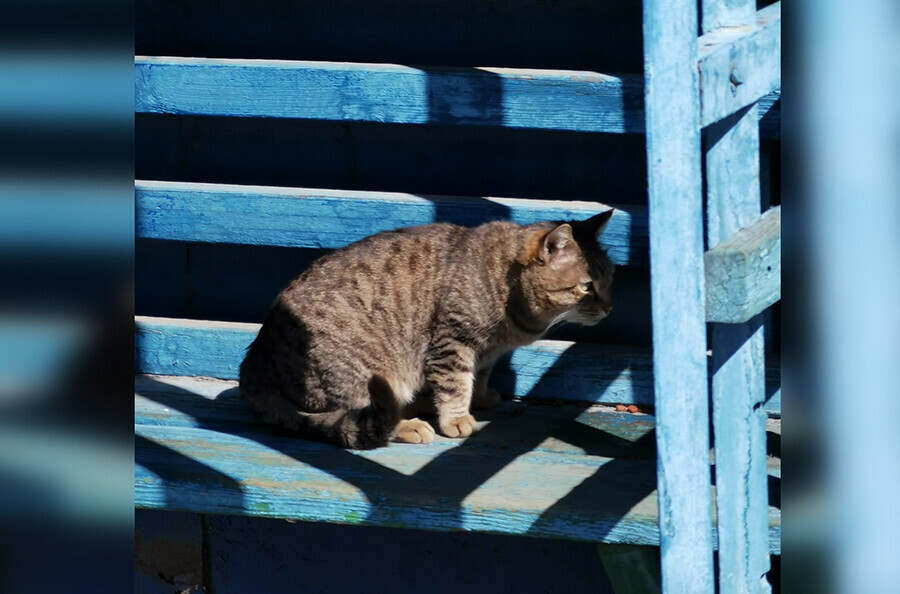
[239,210,615,449]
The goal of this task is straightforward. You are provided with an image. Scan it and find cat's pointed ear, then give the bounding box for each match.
[542,223,574,261]
[582,209,614,238]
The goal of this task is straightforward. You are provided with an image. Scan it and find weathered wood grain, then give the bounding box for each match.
[705,206,781,324]
[643,0,716,589]
[134,57,781,137]
[704,28,773,590]
[135,421,662,545]
[135,57,645,133]
[134,374,782,551]
[702,0,757,33]
[134,316,782,415]
[698,2,781,127]
[135,180,646,267]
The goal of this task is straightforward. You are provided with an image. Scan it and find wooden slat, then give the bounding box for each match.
[134,374,782,551]
[705,206,781,324]
[698,2,781,127]
[134,316,782,415]
[134,57,781,137]
[643,0,716,589]
[702,0,758,33]
[135,180,647,267]
[135,57,645,134]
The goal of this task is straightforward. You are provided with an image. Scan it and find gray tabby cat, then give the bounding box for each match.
[239,210,615,449]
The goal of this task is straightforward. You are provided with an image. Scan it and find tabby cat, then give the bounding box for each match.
[239,210,615,449]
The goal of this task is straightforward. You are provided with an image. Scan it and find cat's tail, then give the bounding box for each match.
[248,375,401,450]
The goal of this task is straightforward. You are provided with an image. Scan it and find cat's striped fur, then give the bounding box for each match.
[239,211,615,449]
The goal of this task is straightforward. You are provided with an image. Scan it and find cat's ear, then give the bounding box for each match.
[518,224,574,265]
[541,224,574,262]
[582,209,614,238]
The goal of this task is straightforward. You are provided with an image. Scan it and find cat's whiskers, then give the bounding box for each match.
[547,310,578,332]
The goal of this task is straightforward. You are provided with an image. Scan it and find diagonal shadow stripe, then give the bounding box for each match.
[135,434,246,513]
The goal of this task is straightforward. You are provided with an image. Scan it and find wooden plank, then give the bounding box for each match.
[705,206,781,324]
[136,421,662,545]
[643,0,715,590]
[134,375,660,451]
[133,375,783,551]
[133,316,654,406]
[134,57,781,137]
[135,57,645,134]
[702,0,757,33]
[704,36,772,591]
[134,316,782,415]
[135,180,647,267]
[698,2,781,127]
[758,90,780,140]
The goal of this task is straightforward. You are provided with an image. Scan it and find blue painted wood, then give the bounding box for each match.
[703,30,772,590]
[758,90,780,140]
[135,420,663,545]
[134,316,782,414]
[135,180,647,267]
[697,3,781,127]
[133,375,783,550]
[702,0,757,33]
[705,206,781,324]
[134,375,659,447]
[135,57,645,134]
[643,0,715,590]
[135,57,781,137]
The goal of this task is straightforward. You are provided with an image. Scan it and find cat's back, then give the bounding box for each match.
[289,222,464,291]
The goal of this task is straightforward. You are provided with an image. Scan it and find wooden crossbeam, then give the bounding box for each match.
[698,2,781,127]
[133,316,782,415]
[135,57,781,137]
[705,206,781,324]
[135,180,646,267]
[135,58,645,133]
[134,374,782,550]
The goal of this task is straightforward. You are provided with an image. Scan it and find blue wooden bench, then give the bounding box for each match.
[135,1,781,591]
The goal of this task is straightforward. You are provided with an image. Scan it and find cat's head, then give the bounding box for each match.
[517,210,615,327]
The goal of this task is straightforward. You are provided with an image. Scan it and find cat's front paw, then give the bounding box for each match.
[472,387,501,409]
[439,414,478,438]
[394,418,436,444]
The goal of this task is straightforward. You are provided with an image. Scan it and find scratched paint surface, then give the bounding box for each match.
[134,374,780,551]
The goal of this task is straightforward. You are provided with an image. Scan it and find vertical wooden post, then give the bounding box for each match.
[702,2,772,592]
[642,1,715,591]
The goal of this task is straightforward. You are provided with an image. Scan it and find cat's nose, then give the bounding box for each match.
[603,305,613,315]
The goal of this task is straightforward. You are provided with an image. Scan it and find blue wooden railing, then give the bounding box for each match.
[643,1,779,591]
[134,1,781,591]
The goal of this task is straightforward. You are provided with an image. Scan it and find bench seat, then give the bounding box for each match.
[135,374,781,552]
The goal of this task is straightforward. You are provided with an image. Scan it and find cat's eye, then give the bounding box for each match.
[578,281,593,293]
